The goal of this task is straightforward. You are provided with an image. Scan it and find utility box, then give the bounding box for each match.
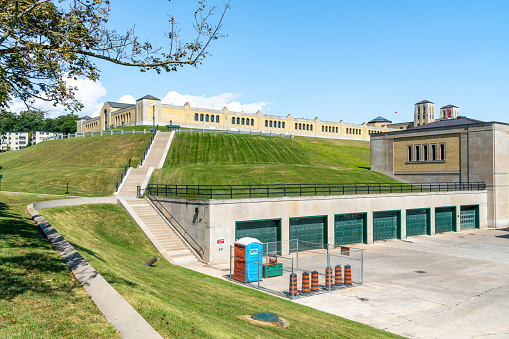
[234,237,263,283]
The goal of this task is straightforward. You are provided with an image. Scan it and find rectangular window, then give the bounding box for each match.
[422,144,428,161]
[415,145,421,161]
[407,145,413,162]
[439,143,446,160]
[431,144,437,161]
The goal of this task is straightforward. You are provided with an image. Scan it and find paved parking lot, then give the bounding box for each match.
[295,228,509,339]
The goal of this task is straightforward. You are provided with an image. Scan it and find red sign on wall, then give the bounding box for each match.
[217,239,225,244]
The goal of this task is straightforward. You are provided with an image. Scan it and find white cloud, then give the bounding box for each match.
[161,90,269,113]
[117,95,136,104]
[9,77,107,118]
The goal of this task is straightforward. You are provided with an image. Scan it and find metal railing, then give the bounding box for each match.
[115,159,131,192]
[140,127,158,167]
[179,128,293,138]
[145,182,487,200]
[147,194,205,259]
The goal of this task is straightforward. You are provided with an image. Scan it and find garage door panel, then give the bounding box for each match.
[406,209,428,237]
[373,211,398,241]
[290,217,326,251]
[236,220,279,245]
[460,206,477,230]
[335,214,364,245]
[435,207,455,233]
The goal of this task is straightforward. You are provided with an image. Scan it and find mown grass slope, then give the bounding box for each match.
[0,134,151,196]
[41,204,401,339]
[151,133,398,185]
[0,193,117,338]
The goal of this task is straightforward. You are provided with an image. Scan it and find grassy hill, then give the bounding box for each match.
[0,134,151,196]
[40,203,401,339]
[0,193,117,338]
[151,133,399,185]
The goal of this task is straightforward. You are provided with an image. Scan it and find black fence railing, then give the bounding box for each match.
[147,195,204,259]
[140,127,158,167]
[115,159,131,192]
[145,182,487,200]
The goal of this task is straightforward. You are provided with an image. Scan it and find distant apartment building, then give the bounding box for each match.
[32,130,64,145]
[0,131,29,151]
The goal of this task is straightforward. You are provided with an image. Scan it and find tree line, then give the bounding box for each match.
[0,110,78,135]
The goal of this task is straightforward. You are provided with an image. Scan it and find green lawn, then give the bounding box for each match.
[0,134,151,196]
[0,193,118,338]
[41,203,401,339]
[151,133,399,185]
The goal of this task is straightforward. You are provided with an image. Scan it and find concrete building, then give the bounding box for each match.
[77,95,401,141]
[0,131,29,151]
[32,131,64,145]
[440,105,460,120]
[414,100,436,127]
[370,118,509,228]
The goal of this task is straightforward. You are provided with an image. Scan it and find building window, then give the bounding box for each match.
[200,114,204,121]
[265,120,268,127]
[415,145,421,161]
[439,143,446,160]
[407,145,413,162]
[205,114,209,122]
[210,115,214,122]
[335,127,338,133]
[237,117,240,124]
[329,126,331,133]
[216,116,220,123]
[269,120,272,127]
[322,126,324,132]
[232,117,235,124]
[310,125,312,131]
[423,144,428,161]
[295,123,298,130]
[251,119,254,126]
[299,123,302,130]
[282,122,285,128]
[278,121,281,128]
[242,118,245,125]
[431,144,437,160]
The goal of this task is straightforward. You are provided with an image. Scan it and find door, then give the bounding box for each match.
[435,207,455,233]
[335,214,364,245]
[289,216,327,251]
[236,220,280,246]
[373,211,399,241]
[460,206,478,230]
[406,209,429,237]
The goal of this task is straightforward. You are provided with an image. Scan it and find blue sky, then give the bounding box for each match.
[15,0,509,123]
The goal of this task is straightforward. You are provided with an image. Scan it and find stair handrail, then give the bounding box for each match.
[147,195,204,259]
[140,127,158,167]
[115,158,131,192]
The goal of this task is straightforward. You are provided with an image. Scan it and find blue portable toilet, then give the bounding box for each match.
[234,237,263,283]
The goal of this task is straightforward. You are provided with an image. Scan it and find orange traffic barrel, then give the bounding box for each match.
[302,272,310,293]
[325,266,333,288]
[335,264,343,286]
[289,273,298,297]
[344,264,352,286]
[311,270,319,292]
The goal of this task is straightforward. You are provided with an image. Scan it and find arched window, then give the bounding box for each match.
[329,126,332,132]
[269,121,272,127]
[232,117,235,124]
[336,127,338,133]
[310,125,313,131]
[306,124,309,131]
[299,123,302,130]
[205,114,209,122]
[242,118,245,125]
[265,120,268,127]
[251,119,254,126]
[200,114,204,122]
[216,116,220,123]
[282,122,285,128]
[295,123,298,129]
[278,121,281,128]
[322,126,324,132]
[237,117,240,124]
[210,115,214,122]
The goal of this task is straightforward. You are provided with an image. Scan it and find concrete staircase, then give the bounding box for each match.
[117,131,173,198]
[116,130,201,266]
[121,199,200,265]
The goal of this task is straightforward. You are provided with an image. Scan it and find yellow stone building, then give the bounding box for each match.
[77,95,397,140]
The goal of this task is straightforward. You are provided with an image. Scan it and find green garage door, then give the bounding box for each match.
[236,220,280,245]
[460,206,478,230]
[335,214,364,246]
[435,207,455,233]
[373,211,399,241]
[406,209,429,237]
[290,217,326,251]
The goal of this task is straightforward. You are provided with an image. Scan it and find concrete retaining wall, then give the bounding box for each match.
[156,191,487,264]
